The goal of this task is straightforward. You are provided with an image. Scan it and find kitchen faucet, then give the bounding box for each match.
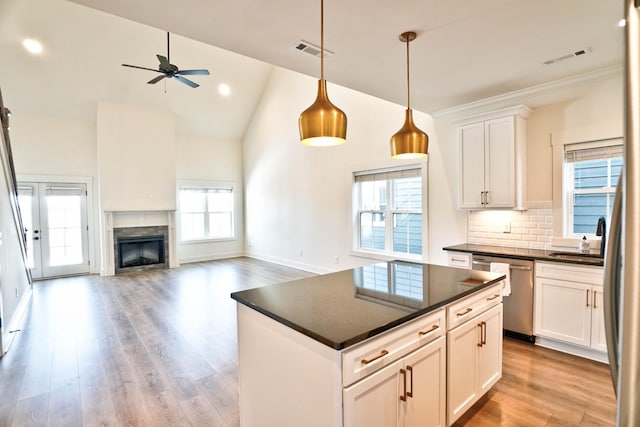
[596,216,606,258]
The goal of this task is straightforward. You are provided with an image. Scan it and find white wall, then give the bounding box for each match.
[97,102,176,211]
[175,134,245,262]
[243,67,465,272]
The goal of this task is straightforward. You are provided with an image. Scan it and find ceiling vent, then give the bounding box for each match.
[543,47,591,66]
[292,40,333,59]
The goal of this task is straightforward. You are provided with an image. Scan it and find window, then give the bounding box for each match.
[564,140,623,235]
[179,185,235,241]
[354,261,424,305]
[353,166,424,258]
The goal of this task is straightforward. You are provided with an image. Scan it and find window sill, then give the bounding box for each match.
[350,249,424,264]
[179,237,237,245]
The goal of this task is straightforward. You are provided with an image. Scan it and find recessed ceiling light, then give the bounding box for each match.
[22,38,43,54]
[218,83,231,96]
[619,19,627,27]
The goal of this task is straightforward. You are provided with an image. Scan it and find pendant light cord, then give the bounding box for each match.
[320,0,324,81]
[406,37,411,110]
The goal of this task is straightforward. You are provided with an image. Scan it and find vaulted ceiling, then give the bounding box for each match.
[0,0,625,140]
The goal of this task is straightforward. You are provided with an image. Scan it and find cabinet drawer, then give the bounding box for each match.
[447,252,471,269]
[447,284,502,330]
[535,262,603,285]
[342,309,445,387]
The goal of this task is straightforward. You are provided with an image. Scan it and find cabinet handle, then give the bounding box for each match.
[485,191,490,205]
[418,324,439,336]
[593,290,597,309]
[400,368,407,401]
[482,321,487,345]
[477,323,483,347]
[586,289,590,307]
[406,365,414,398]
[486,294,500,301]
[480,191,485,206]
[361,349,389,365]
[457,307,473,317]
[451,257,466,263]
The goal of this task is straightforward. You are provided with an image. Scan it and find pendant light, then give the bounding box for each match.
[390,31,428,159]
[298,0,347,146]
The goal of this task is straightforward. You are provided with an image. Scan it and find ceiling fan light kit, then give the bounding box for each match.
[298,0,347,146]
[390,31,428,159]
[122,32,210,88]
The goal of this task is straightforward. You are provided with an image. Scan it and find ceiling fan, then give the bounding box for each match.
[122,32,210,88]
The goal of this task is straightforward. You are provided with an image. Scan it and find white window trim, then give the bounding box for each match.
[176,179,238,244]
[551,135,622,245]
[351,161,428,263]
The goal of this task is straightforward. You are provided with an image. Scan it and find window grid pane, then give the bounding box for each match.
[180,187,234,240]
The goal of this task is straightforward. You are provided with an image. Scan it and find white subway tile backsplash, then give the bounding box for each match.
[468,207,554,250]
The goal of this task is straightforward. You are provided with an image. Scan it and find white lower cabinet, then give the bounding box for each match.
[343,336,446,427]
[447,303,503,425]
[534,262,606,360]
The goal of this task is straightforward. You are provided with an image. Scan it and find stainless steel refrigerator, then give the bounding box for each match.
[604,0,640,424]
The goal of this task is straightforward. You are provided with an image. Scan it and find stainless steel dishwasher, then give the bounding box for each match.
[471,255,535,342]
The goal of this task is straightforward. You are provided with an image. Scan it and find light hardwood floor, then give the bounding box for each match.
[0,257,616,426]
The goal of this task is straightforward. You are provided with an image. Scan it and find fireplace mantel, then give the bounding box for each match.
[101,210,178,276]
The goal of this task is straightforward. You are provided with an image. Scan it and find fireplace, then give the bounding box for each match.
[118,235,165,268]
[113,225,169,274]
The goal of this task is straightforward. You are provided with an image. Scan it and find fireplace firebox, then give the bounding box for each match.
[118,235,165,269]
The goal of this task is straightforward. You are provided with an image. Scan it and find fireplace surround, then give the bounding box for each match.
[113,225,169,274]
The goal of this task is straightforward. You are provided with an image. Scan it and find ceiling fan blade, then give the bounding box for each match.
[157,55,170,69]
[122,64,162,73]
[147,75,167,84]
[177,69,210,76]
[174,75,199,88]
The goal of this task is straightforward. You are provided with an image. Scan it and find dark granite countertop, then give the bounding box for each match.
[231,261,505,350]
[443,243,604,267]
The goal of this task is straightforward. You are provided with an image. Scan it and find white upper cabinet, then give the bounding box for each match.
[457,105,531,210]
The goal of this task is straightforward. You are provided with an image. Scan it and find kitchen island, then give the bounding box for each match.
[231,260,506,427]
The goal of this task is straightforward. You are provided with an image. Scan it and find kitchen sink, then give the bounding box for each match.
[547,251,604,263]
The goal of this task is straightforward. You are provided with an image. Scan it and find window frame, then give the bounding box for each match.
[562,139,623,238]
[177,180,237,244]
[351,163,427,262]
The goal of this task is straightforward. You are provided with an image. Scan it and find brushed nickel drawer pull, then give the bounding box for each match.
[361,349,389,365]
[487,294,500,301]
[457,307,473,317]
[451,257,466,263]
[418,324,439,336]
[400,368,407,401]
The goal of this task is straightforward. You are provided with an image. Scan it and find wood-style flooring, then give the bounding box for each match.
[0,257,616,426]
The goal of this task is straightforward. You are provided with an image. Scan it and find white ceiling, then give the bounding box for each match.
[0,0,625,140]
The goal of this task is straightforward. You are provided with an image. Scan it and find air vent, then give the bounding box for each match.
[543,47,591,66]
[292,40,333,58]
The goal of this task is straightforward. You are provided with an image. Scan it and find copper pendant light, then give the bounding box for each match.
[298,0,347,146]
[390,31,428,159]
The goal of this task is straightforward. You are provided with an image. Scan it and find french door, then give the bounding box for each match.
[17,182,90,279]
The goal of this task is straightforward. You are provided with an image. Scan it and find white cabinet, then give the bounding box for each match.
[534,262,606,360]
[446,251,471,269]
[447,303,503,425]
[457,105,531,210]
[343,336,446,427]
[343,309,446,427]
[446,283,502,425]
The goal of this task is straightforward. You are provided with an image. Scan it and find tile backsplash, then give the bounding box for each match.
[467,203,553,250]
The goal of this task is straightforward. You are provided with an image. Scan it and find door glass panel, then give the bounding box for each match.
[46,189,83,266]
[17,186,35,269]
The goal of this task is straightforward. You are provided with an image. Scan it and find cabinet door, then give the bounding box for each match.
[477,304,503,394]
[534,277,592,347]
[447,317,480,424]
[459,122,485,209]
[590,287,608,352]
[484,116,514,208]
[402,336,446,427]
[343,358,402,427]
